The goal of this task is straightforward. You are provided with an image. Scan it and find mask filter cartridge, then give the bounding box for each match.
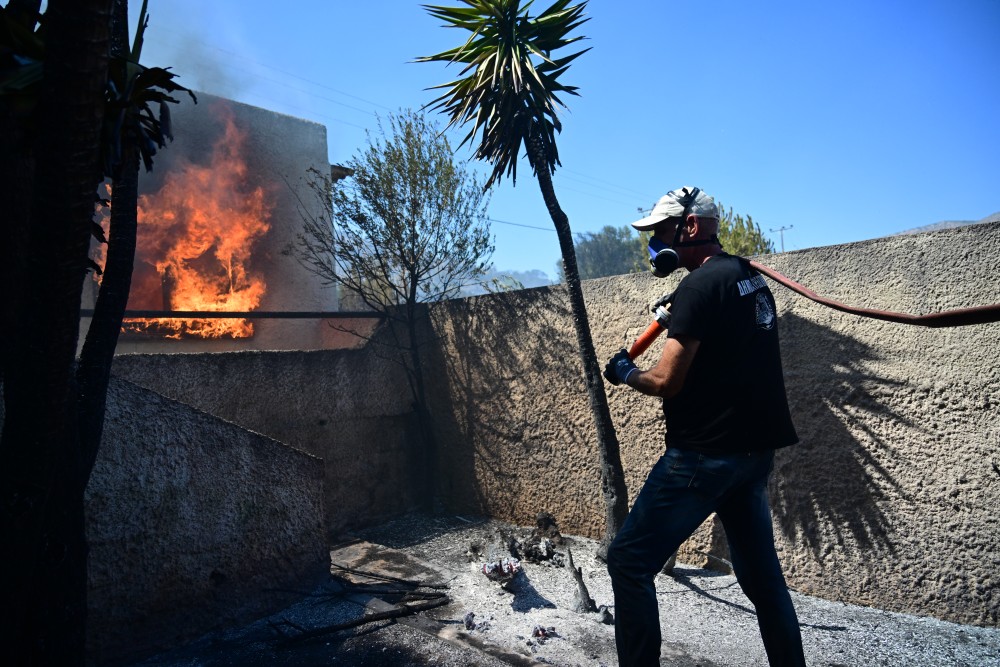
[648,236,680,277]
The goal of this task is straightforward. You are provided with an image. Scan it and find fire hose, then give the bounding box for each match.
[626,260,1000,360]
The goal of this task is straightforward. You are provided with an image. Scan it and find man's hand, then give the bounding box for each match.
[604,349,639,386]
[651,290,676,312]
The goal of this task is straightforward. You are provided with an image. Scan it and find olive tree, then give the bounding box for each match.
[556,225,646,281]
[564,203,775,281]
[290,108,495,505]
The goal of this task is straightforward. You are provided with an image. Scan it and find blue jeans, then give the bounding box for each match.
[606,448,805,667]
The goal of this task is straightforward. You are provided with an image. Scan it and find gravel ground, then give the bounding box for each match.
[131,513,1000,667]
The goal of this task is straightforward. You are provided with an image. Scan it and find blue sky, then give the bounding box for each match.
[130,0,999,281]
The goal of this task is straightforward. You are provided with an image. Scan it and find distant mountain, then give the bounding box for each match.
[460,267,553,297]
[895,211,1000,236]
[496,268,553,289]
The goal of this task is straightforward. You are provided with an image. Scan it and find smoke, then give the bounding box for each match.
[129,0,247,101]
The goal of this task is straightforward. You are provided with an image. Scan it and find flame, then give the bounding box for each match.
[90,181,112,280]
[125,106,272,339]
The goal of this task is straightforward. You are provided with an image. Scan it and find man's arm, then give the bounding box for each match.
[628,335,700,398]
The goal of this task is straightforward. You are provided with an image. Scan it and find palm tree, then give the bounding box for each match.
[418,0,628,553]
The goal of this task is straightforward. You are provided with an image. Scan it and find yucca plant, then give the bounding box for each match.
[79,0,196,451]
[101,0,196,176]
[0,0,193,177]
[0,1,193,660]
[418,0,628,552]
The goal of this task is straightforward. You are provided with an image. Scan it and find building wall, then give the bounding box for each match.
[81,91,338,355]
[85,377,327,665]
[111,223,1000,627]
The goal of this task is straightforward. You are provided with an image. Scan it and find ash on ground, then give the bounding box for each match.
[467,511,568,570]
[130,513,1000,667]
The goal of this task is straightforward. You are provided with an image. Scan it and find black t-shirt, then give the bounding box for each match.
[663,253,798,453]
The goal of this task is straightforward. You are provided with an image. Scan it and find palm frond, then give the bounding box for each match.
[418,0,589,188]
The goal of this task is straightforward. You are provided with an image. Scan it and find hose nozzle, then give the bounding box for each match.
[627,305,671,359]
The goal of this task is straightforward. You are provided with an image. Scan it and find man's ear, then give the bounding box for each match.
[685,214,700,237]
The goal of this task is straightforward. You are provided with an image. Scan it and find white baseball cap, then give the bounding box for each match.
[631,186,719,231]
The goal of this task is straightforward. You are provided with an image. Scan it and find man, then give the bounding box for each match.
[603,186,806,666]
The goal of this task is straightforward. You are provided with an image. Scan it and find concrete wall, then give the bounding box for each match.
[111,320,425,538]
[85,377,327,665]
[110,223,1000,627]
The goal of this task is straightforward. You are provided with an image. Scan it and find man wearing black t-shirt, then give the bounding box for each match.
[603,187,806,667]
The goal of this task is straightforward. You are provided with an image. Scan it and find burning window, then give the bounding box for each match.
[122,106,273,339]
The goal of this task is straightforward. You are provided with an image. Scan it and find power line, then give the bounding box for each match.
[554,181,647,207]
[488,218,600,243]
[488,217,553,232]
[142,28,664,216]
[558,167,658,201]
[143,29,394,112]
[236,70,382,117]
[236,92,370,131]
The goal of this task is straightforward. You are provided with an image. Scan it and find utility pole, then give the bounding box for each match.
[769,225,793,253]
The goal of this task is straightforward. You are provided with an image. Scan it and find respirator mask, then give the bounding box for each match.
[646,187,720,277]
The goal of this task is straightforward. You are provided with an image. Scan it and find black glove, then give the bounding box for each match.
[651,290,676,312]
[604,349,639,386]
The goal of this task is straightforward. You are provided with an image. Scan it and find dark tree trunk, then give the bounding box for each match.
[404,293,437,511]
[77,0,136,475]
[0,116,35,382]
[2,0,42,28]
[0,1,42,379]
[0,1,113,664]
[528,139,629,555]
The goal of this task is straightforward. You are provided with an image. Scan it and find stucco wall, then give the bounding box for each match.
[85,377,327,665]
[108,223,999,627]
[425,222,1000,627]
[747,225,999,626]
[111,321,425,538]
[424,287,609,536]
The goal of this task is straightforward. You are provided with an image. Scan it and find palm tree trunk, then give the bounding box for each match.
[0,120,35,385]
[77,152,137,474]
[0,1,113,663]
[528,139,628,554]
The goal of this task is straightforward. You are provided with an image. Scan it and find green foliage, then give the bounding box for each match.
[557,225,645,281]
[716,203,775,257]
[290,109,496,310]
[0,2,45,115]
[290,109,496,482]
[417,0,590,188]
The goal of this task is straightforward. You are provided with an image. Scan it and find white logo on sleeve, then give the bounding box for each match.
[737,274,768,296]
[755,292,775,330]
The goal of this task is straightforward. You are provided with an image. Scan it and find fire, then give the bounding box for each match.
[125,105,271,339]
